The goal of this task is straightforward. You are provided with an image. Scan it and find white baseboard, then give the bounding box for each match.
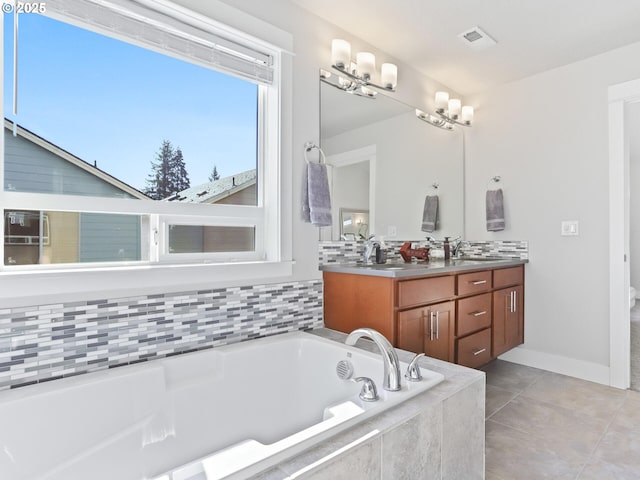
[498,347,612,387]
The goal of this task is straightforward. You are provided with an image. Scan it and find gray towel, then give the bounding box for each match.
[302,162,332,226]
[421,195,438,232]
[486,189,505,231]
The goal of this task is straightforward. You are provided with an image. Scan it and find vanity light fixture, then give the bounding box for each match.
[320,69,378,99]
[415,109,455,131]
[434,91,474,126]
[330,39,398,92]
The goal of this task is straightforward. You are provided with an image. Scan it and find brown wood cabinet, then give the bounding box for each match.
[397,301,455,362]
[323,263,526,369]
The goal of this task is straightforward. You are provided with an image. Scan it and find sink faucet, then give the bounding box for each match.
[345,328,402,391]
[450,236,463,257]
[363,235,380,263]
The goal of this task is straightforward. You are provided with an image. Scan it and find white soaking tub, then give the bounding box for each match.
[0,331,443,480]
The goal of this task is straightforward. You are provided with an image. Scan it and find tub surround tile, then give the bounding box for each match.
[0,280,323,391]
[442,377,485,480]
[381,405,442,480]
[296,438,382,480]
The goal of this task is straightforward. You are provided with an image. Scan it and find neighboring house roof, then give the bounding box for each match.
[167,169,256,204]
[3,119,150,200]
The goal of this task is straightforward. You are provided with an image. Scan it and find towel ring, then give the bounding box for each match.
[304,141,326,165]
[430,182,439,191]
[487,175,501,189]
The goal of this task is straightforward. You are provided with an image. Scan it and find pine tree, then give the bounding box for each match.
[145,140,190,200]
[171,147,190,193]
[208,165,220,182]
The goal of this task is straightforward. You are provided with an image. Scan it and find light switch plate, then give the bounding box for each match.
[387,225,397,237]
[561,220,579,236]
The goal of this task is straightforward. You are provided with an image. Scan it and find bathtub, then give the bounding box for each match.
[0,331,444,480]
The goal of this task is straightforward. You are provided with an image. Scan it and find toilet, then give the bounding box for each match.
[631,286,637,309]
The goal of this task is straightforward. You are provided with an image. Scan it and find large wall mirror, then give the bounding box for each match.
[320,74,465,241]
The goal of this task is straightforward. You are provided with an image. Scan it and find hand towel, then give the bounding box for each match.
[421,195,439,232]
[302,162,332,226]
[486,188,505,231]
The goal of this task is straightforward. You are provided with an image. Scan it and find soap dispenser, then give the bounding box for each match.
[443,237,451,260]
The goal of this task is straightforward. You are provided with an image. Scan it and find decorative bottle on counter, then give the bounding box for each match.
[444,237,451,260]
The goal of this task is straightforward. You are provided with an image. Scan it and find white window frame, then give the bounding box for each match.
[0,0,294,304]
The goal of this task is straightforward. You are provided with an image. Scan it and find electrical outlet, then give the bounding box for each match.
[561,220,579,236]
[387,225,397,237]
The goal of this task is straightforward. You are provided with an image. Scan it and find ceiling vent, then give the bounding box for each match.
[457,26,497,51]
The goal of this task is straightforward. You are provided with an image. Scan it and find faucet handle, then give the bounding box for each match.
[405,353,425,382]
[352,376,379,402]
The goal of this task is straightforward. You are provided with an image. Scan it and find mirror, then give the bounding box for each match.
[340,208,369,240]
[320,75,464,241]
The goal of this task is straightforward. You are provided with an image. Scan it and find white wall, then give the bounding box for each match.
[467,41,640,378]
[172,0,464,283]
[629,103,640,292]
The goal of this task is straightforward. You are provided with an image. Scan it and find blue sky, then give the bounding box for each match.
[3,12,258,192]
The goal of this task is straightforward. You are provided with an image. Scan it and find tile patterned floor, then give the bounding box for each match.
[483,360,640,480]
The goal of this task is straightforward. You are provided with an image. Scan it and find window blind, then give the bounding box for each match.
[45,0,275,85]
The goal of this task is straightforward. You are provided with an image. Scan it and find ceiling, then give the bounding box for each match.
[290,0,640,95]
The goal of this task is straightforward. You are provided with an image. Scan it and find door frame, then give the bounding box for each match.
[609,78,640,388]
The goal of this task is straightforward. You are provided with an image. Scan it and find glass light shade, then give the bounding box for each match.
[331,39,351,69]
[435,91,449,110]
[380,63,397,89]
[461,105,474,123]
[356,52,376,80]
[448,98,462,117]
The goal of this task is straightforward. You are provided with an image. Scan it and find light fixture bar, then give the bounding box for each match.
[320,69,377,99]
[415,109,455,131]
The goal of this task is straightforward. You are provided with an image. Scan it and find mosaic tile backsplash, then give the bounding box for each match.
[0,280,323,391]
[319,239,528,265]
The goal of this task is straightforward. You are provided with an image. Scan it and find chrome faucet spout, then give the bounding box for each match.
[345,328,402,392]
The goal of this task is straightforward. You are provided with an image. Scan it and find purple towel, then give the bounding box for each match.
[486,189,505,231]
[302,162,332,226]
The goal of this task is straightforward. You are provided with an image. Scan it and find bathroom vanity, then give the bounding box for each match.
[321,258,526,368]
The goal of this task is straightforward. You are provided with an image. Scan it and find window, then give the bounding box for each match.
[0,0,285,272]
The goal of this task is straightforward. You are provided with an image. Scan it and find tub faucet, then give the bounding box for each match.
[345,328,402,392]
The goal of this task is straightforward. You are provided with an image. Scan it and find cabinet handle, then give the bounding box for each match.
[470,280,487,285]
[472,348,487,356]
[436,311,440,340]
[509,291,514,313]
[429,312,435,341]
[513,291,517,313]
[472,310,487,317]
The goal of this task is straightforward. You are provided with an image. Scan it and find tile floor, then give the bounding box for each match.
[483,360,640,480]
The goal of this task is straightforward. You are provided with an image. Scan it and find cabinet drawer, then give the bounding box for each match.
[457,271,492,296]
[457,293,492,337]
[398,276,455,308]
[457,328,492,368]
[493,266,524,289]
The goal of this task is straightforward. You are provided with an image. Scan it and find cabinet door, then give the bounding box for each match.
[492,286,524,357]
[425,301,456,362]
[397,306,427,354]
[397,301,455,362]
